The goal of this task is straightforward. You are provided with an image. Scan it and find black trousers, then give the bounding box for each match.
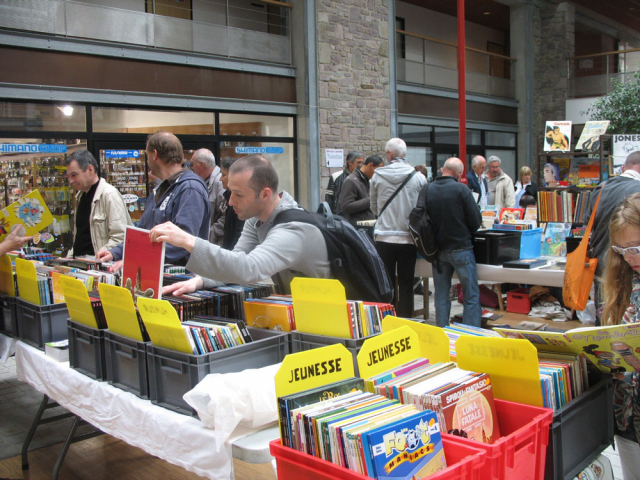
[375,241,417,318]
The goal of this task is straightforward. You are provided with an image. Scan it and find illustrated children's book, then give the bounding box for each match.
[122,226,165,300]
[494,323,640,374]
[576,120,609,152]
[542,223,571,256]
[544,121,572,152]
[0,190,54,242]
[498,208,525,224]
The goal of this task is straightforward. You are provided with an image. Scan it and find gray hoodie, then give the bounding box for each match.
[370,160,426,240]
[188,191,331,292]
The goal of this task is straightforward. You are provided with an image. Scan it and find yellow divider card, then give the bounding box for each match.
[136,297,192,354]
[275,343,355,399]
[357,325,421,380]
[382,316,450,364]
[0,255,15,296]
[60,275,98,329]
[290,277,351,338]
[15,258,40,305]
[98,283,144,341]
[456,336,543,407]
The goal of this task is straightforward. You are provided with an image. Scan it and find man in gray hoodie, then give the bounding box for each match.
[370,138,427,317]
[150,155,331,295]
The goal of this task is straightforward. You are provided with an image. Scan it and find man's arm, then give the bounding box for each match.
[462,188,483,232]
[369,176,379,216]
[503,178,516,208]
[101,190,133,251]
[167,186,210,264]
[339,178,370,215]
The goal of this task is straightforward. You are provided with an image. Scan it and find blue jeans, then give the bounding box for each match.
[432,248,481,328]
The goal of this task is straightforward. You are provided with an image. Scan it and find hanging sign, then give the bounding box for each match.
[235,147,284,155]
[104,150,141,159]
[0,144,67,153]
[122,194,139,204]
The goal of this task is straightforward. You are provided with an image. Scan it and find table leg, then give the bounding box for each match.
[494,284,505,311]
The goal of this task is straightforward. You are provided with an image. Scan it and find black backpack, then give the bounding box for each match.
[408,183,438,264]
[273,203,394,303]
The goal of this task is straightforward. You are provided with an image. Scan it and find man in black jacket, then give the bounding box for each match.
[338,155,383,226]
[324,151,364,214]
[466,155,488,206]
[427,157,483,327]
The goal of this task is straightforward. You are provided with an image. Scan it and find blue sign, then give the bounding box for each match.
[235,147,284,155]
[0,144,68,153]
[104,150,141,159]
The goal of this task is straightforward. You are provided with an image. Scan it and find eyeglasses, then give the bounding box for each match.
[612,245,640,256]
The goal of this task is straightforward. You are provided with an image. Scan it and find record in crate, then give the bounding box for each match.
[122,226,165,299]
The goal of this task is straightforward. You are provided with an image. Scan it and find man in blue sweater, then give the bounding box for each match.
[426,157,482,327]
[97,131,210,268]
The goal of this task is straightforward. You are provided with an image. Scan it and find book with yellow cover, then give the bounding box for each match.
[244,299,294,332]
[494,323,640,373]
[0,190,54,242]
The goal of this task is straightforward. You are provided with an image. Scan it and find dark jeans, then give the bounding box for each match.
[375,241,416,318]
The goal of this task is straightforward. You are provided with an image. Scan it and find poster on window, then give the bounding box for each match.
[544,121,572,152]
[612,135,640,175]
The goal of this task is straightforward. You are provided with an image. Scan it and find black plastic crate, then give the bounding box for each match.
[68,320,107,381]
[544,375,614,480]
[0,294,17,337]
[16,298,69,350]
[291,330,380,377]
[473,230,521,265]
[147,327,289,416]
[104,330,150,399]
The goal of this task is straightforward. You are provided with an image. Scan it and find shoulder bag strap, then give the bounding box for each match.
[378,170,418,218]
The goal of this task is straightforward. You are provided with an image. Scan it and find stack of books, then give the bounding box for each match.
[182,317,253,355]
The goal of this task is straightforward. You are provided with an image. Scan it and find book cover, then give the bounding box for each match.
[524,207,538,221]
[0,190,54,242]
[542,223,571,256]
[502,258,548,269]
[542,162,561,187]
[481,205,501,218]
[367,410,446,479]
[122,226,165,300]
[576,120,609,151]
[244,300,294,332]
[498,208,525,224]
[544,121,572,152]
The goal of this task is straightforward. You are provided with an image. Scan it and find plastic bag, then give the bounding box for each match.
[576,300,597,325]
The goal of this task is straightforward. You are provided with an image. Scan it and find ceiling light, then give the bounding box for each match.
[484,11,491,15]
[58,105,74,116]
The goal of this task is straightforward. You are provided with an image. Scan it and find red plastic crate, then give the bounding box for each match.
[506,288,531,314]
[270,436,486,480]
[443,398,553,480]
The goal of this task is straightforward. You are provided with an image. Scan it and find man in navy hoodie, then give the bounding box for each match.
[426,157,482,327]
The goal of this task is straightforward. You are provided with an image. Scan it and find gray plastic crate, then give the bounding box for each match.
[147,327,290,416]
[105,330,150,399]
[68,320,107,381]
[291,330,380,377]
[16,298,68,350]
[545,375,614,480]
[0,294,17,337]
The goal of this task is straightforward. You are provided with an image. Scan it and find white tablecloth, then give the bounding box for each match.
[15,341,272,480]
[415,258,565,288]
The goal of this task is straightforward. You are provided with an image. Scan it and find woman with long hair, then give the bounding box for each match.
[602,192,640,478]
[514,166,537,207]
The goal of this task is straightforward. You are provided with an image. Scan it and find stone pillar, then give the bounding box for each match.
[317,0,392,201]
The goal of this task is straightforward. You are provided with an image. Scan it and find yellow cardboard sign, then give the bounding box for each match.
[136,297,192,354]
[382,316,450,364]
[456,336,543,407]
[15,258,40,305]
[291,278,351,338]
[275,344,355,399]
[0,256,15,296]
[98,283,144,341]
[60,275,98,329]
[357,326,421,380]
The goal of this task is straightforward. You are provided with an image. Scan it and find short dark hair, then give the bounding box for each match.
[146,131,183,165]
[220,157,238,171]
[229,154,279,196]
[364,155,383,167]
[346,151,364,165]
[66,150,98,172]
[519,195,537,208]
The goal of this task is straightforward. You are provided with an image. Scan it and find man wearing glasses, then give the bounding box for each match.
[588,151,640,324]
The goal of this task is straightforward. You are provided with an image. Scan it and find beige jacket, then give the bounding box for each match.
[69,179,133,256]
[492,172,516,209]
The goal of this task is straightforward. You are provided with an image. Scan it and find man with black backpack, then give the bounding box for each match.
[370,138,427,317]
[151,155,392,303]
[425,157,482,328]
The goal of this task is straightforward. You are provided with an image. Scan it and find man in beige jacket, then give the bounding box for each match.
[486,155,516,209]
[66,150,132,257]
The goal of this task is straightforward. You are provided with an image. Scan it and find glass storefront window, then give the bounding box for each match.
[92,107,215,135]
[0,102,86,132]
[485,131,516,148]
[399,124,431,143]
[0,138,86,254]
[434,127,481,146]
[486,149,516,181]
[220,141,294,194]
[219,114,293,137]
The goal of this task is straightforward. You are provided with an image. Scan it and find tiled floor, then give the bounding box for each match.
[0,282,626,478]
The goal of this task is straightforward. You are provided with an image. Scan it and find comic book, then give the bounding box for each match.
[542,223,571,256]
[122,226,165,300]
[0,190,54,242]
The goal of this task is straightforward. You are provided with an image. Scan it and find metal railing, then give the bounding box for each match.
[567,48,640,98]
[0,0,292,65]
[396,30,516,99]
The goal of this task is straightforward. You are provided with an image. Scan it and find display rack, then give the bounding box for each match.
[100,150,148,224]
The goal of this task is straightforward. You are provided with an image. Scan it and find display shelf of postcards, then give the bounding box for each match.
[100,152,148,224]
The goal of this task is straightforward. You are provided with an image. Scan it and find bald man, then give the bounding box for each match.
[424,157,482,328]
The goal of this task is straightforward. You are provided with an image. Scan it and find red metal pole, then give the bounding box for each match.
[458,0,467,184]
